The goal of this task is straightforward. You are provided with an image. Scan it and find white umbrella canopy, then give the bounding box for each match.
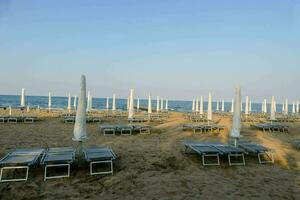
[20,88,26,107]
[195,98,199,112]
[156,96,160,112]
[285,99,289,115]
[165,99,168,110]
[249,100,252,113]
[231,86,242,146]
[86,91,91,112]
[48,92,52,110]
[245,96,249,115]
[73,75,87,142]
[192,99,195,112]
[67,93,71,112]
[231,99,234,113]
[127,96,130,110]
[270,96,276,122]
[292,101,296,114]
[148,95,152,114]
[106,97,109,111]
[74,96,77,110]
[128,89,134,119]
[207,93,212,122]
[200,96,204,115]
[137,98,140,112]
[221,99,225,112]
[112,94,116,111]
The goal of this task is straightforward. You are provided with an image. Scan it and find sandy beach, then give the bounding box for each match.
[0,110,299,200]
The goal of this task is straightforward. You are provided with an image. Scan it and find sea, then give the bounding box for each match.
[0,95,286,113]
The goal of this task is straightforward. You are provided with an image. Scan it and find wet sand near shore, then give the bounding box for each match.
[0,110,299,200]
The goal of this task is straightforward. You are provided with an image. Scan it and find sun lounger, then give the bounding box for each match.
[132,125,151,134]
[24,117,36,123]
[236,142,274,164]
[101,125,118,136]
[83,147,117,175]
[40,147,75,181]
[183,141,245,166]
[0,148,45,182]
[183,124,224,134]
[252,123,288,133]
[294,139,300,149]
[64,116,75,124]
[118,125,133,136]
[128,117,148,123]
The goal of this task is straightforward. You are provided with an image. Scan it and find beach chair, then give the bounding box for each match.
[0,116,7,123]
[64,116,75,124]
[83,147,117,176]
[183,141,222,166]
[101,125,117,136]
[24,117,35,123]
[212,144,245,166]
[133,125,151,134]
[7,117,18,123]
[0,148,45,182]
[40,147,75,181]
[118,125,133,136]
[237,142,274,164]
[293,139,300,150]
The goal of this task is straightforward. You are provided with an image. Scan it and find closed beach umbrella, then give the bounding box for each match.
[249,100,252,113]
[74,96,77,110]
[160,98,163,111]
[73,75,87,142]
[127,96,130,110]
[282,102,285,113]
[216,100,219,111]
[86,91,91,112]
[192,99,195,112]
[195,98,199,112]
[156,96,160,112]
[148,95,152,114]
[67,93,71,112]
[112,94,116,111]
[231,99,234,113]
[245,96,249,115]
[106,97,109,111]
[89,95,93,110]
[297,101,299,113]
[27,105,30,113]
[263,99,267,114]
[221,99,225,112]
[207,93,212,122]
[292,101,296,114]
[48,92,52,110]
[165,99,168,110]
[200,96,204,115]
[137,98,140,112]
[20,88,26,107]
[9,105,12,116]
[231,86,242,146]
[285,99,288,115]
[261,101,264,113]
[128,89,134,119]
[270,96,276,122]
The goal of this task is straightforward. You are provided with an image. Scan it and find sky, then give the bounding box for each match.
[0,0,299,101]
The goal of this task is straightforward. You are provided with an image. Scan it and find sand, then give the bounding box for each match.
[0,110,299,200]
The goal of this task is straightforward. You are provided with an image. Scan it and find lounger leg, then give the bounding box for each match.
[228,154,245,166]
[90,160,113,176]
[258,152,274,164]
[0,166,29,182]
[202,154,220,166]
[44,164,71,181]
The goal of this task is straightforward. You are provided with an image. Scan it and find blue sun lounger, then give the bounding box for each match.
[83,147,117,176]
[0,148,45,182]
[183,141,245,166]
[40,147,75,181]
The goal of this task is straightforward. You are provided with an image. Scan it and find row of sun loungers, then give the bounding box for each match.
[0,116,37,123]
[183,141,274,166]
[64,116,101,124]
[100,125,151,136]
[252,123,288,133]
[0,147,117,182]
[183,124,224,134]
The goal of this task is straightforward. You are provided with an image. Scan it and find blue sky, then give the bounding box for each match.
[0,0,299,101]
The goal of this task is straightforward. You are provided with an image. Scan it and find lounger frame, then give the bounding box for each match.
[0,166,29,182]
[90,160,113,175]
[44,163,71,181]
